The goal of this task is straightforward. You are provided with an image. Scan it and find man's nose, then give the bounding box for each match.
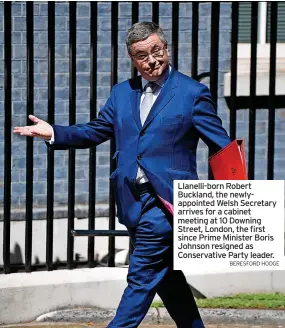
[148,54,156,66]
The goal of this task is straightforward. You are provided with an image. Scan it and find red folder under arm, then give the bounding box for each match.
[158,139,248,216]
[209,139,248,180]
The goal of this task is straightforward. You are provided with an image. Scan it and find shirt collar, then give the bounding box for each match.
[141,65,172,90]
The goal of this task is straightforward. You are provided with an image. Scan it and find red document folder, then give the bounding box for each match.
[209,139,248,180]
[158,140,248,216]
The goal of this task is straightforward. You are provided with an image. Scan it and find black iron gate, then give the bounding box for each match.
[1,2,282,274]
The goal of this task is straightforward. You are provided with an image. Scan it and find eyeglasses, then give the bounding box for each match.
[131,45,166,62]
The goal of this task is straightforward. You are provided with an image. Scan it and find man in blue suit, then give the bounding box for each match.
[14,22,231,328]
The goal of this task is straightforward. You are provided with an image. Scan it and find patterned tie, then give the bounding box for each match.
[140,82,157,125]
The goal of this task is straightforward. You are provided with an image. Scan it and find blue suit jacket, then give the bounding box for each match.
[50,67,231,227]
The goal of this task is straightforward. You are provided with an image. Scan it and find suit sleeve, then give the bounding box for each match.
[47,85,116,150]
[192,84,231,155]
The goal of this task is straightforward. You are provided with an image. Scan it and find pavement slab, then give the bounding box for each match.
[2,308,285,328]
[31,307,285,326]
[1,324,285,328]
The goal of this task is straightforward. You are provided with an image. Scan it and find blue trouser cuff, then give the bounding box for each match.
[192,319,205,328]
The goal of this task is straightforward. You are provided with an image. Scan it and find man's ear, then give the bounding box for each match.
[128,52,134,63]
[129,57,135,66]
[165,45,170,56]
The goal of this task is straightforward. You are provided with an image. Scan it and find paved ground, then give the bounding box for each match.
[1,324,285,328]
[30,307,285,327]
[2,325,285,328]
[2,308,285,327]
[0,322,285,328]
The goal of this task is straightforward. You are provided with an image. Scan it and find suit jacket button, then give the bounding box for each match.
[137,154,142,160]
[140,131,145,136]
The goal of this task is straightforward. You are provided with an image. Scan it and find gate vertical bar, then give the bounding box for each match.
[172,2,179,70]
[25,2,34,272]
[132,2,139,29]
[131,2,139,78]
[267,2,277,180]
[88,2,98,268]
[152,2,159,24]
[230,2,239,141]
[46,2,55,271]
[108,1,118,267]
[130,1,139,256]
[248,2,258,180]
[209,2,220,109]
[191,2,199,81]
[67,1,77,269]
[209,2,220,179]
[3,1,12,274]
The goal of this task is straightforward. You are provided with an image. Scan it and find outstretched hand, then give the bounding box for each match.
[13,115,53,140]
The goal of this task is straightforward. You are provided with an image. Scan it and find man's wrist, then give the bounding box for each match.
[46,127,54,144]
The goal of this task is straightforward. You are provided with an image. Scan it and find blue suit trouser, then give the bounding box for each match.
[107,183,205,328]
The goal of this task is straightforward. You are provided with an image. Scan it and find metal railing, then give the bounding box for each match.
[1,2,281,274]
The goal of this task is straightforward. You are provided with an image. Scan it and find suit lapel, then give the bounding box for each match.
[142,68,178,131]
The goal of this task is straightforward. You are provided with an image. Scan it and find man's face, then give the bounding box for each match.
[129,34,169,81]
